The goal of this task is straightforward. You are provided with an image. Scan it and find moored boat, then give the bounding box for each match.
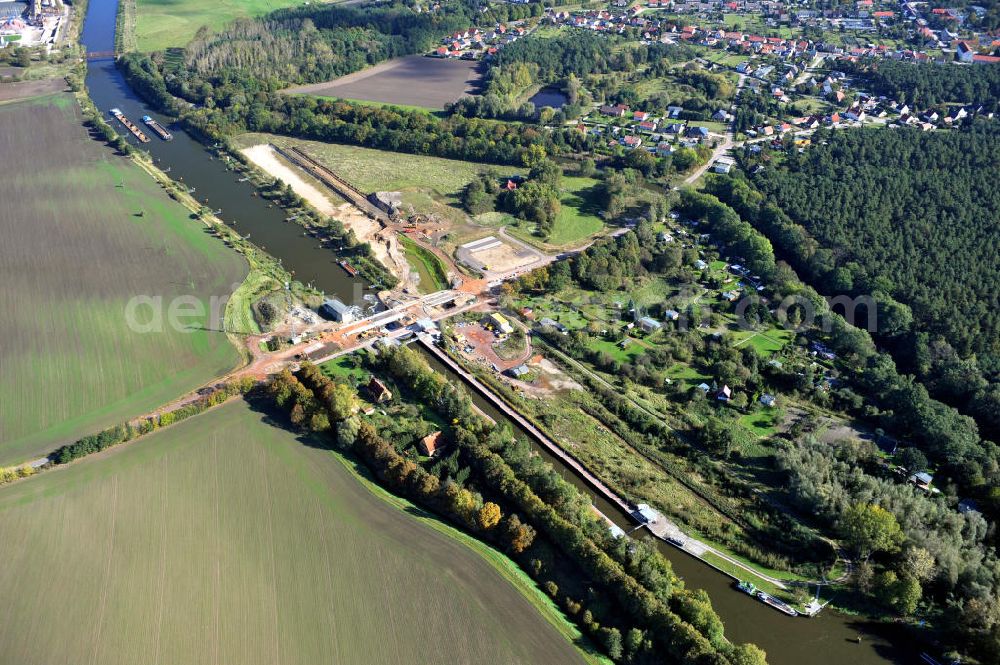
[756,591,799,617]
[141,115,173,140]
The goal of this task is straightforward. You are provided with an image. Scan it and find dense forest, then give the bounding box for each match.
[515,209,1000,662]
[731,124,1000,442]
[778,436,1000,660]
[844,60,1000,111]
[748,123,1000,358]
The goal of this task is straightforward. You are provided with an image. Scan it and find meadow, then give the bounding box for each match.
[134,0,312,51]
[0,400,592,665]
[550,176,605,246]
[238,134,507,197]
[0,94,247,465]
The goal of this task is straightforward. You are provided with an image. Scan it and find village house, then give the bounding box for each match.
[600,103,629,117]
[622,134,643,149]
[638,316,661,333]
[366,377,393,404]
[418,431,446,457]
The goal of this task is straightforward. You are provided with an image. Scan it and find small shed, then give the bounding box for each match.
[909,471,934,491]
[507,364,530,378]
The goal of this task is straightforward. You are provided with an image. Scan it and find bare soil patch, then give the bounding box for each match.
[240,143,417,292]
[286,55,482,109]
[0,78,67,103]
[471,241,537,273]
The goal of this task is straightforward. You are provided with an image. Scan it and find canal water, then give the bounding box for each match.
[80,0,366,303]
[415,346,913,665]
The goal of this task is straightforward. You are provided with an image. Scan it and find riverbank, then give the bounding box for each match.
[238,142,413,292]
[412,341,914,665]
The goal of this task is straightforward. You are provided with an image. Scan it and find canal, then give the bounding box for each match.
[80,0,367,303]
[415,345,912,665]
[80,0,910,659]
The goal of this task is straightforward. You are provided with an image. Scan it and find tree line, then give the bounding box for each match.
[264,353,768,664]
[843,60,1000,111]
[50,378,256,464]
[119,50,591,167]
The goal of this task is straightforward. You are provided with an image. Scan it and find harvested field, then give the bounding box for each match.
[286,55,482,109]
[0,77,67,103]
[0,400,593,665]
[0,94,247,465]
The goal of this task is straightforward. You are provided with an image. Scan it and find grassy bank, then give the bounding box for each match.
[400,235,450,293]
[236,134,510,197]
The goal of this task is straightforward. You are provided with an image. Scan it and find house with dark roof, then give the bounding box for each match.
[366,377,393,404]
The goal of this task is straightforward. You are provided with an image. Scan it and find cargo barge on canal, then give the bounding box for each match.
[109,108,150,143]
[339,260,359,277]
[141,115,173,140]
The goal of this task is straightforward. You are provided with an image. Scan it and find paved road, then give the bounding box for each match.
[683,72,746,185]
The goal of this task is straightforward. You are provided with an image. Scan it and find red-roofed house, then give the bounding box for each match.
[418,431,446,457]
[973,54,1000,64]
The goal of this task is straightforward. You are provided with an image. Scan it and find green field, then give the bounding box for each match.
[399,235,450,294]
[0,400,593,665]
[0,94,248,465]
[134,0,314,51]
[732,328,794,356]
[236,134,507,198]
[551,176,605,246]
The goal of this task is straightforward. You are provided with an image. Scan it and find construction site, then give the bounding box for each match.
[0,0,67,49]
